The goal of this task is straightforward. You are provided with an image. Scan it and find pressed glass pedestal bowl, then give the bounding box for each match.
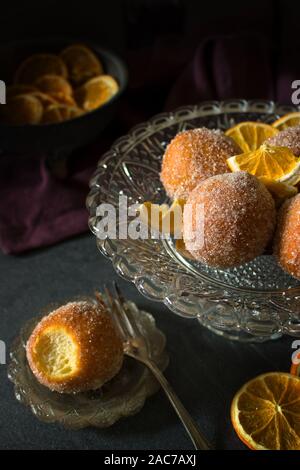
[87,100,300,342]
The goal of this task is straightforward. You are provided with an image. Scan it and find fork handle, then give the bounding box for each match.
[145,360,211,450]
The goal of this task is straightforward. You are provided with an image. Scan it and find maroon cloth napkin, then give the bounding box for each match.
[0,153,95,254]
[0,33,294,254]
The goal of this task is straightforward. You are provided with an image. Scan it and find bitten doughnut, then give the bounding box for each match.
[266,126,300,157]
[183,172,276,268]
[274,194,300,280]
[160,128,241,200]
[26,300,123,393]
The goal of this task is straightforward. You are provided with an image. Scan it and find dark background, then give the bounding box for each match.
[1,0,300,116]
[0,0,296,51]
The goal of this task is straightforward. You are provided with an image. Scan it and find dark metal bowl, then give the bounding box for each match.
[0,38,128,155]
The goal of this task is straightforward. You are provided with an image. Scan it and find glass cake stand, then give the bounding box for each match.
[86,100,300,342]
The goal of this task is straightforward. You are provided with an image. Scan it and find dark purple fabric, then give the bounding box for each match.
[166,35,274,109]
[0,33,296,254]
[0,153,94,254]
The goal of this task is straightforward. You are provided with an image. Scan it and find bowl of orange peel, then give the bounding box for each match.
[137,112,300,450]
[0,38,127,154]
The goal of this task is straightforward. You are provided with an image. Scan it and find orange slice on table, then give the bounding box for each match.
[225,122,278,152]
[42,104,83,124]
[231,372,300,450]
[74,75,119,111]
[227,144,300,186]
[1,94,43,125]
[6,84,38,100]
[272,112,300,131]
[60,44,103,85]
[14,54,68,84]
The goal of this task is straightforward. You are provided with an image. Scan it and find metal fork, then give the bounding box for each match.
[102,282,211,450]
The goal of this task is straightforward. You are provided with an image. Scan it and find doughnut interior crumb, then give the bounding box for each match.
[32,327,78,378]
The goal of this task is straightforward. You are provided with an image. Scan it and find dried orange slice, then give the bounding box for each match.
[7,84,38,99]
[14,54,67,84]
[231,372,300,450]
[74,75,119,111]
[51,93,77,107]
[175,239,195,260]
[272,112,300,131]
[138,199,185,237]
[35,75,75,105]
[60,44,103,85]
[259,177,298,203]
[41,105,61,124]
[227,144,300,185]
[225,122,278,152]
[1,94,43,125]
[28,91,57,108]
[42,104,82,124]
[58,105,83,121]
[35,74,73,98]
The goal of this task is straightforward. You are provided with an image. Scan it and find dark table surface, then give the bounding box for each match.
[0,233,294,450]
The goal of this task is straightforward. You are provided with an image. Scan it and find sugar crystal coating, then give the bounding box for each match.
[266,126,300,156]
[183,172,276,268]
[26,300,123,393]
[274,194,300,280]
[160,128,241,200]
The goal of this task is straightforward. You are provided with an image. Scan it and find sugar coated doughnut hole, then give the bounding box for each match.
[160,128,241,200]
[183,172,276,268]
[266,125,300,157]
[273,194,300,280]
[26,300,123,393]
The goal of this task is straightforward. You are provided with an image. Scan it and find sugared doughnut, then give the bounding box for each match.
[160,128,241,200]
[183,172,276,268]
[266,126,300,156]
[26,300,123,393]
[273,194,300,280]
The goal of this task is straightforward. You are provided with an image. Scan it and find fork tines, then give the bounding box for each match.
[103,282,140,340]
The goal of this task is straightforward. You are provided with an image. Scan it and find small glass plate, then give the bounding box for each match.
[8,300,168,429]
